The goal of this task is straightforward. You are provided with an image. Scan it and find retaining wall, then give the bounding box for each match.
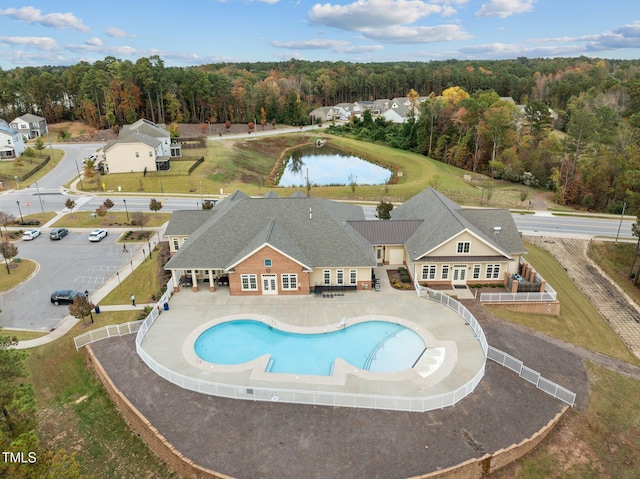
[86,344,568,479]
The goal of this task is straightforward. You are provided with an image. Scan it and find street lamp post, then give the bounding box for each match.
[16,201,24,223]
[123,199,129,221]
[75,160,84,190]
[35,180,44,213]
[148,241,152,259]
[1,244,10,275]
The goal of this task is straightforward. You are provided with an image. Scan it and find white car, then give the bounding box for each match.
[22,229,41,240]
[88,229,108,242]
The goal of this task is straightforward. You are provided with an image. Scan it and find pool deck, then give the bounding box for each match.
[140,268,486,400]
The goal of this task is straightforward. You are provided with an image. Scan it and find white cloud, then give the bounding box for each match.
[475,0,535,19]
[0,6,89,32]
[105,27,136,38]
[309,0,446,31]
[360,24,471,43]
[271,38,384,54]
[585,21,640,51]
[85,37,103,47]
[0,36,59,51]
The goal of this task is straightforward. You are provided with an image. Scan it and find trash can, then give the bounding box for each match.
[94,305,101,314]
[163,302,169,311]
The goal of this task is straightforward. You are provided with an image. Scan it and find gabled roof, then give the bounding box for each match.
[163,210,215,236]
[120,119,169,139]
[391,187,523,261]
[0,124,18,136]
[262,191,279,198]
[13,113,45,123]
[164,194,376,271]
[105,131,162,152]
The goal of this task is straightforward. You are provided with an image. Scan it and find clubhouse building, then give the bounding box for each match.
[164,187,527,296]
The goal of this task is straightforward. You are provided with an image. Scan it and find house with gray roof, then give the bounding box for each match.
[163,187,527,296]
[103,119,181,174]
[0,119,26,159]
[10,113,47,139]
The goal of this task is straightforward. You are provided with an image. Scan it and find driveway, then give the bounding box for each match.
[0,230,142,330]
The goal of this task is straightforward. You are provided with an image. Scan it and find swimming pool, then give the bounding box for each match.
[194,319,426,376]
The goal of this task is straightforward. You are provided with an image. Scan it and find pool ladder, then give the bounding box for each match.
[363,329,401,370]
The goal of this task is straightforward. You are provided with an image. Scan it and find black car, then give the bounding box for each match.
[50,290,85,306]
[49,228,69,240]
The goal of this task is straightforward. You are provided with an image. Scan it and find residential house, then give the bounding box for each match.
[0,119,26,159]
[103,119,181,174]
[163,187,526,296]
[308,106,336,124]
[10,113,48,139]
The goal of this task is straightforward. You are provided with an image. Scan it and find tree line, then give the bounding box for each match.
[1,55,640,212]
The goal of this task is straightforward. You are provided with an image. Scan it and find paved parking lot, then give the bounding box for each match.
[0,230,142,331]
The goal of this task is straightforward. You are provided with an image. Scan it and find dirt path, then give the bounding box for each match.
[530,190,554,211]
[526,236,640,360]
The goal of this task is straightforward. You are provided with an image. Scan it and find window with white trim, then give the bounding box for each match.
[323,270,331,285]
[336,270,344,285]
[264,259,272,267]
[241,274,258,290]
[172,238,180,251]
[472,264,481,279]
[486,264,501,279]
[349,269,357,285]
[281,274,298,290]
[456,241,470,254]
[441,265,449,280]
[422,265,436,280]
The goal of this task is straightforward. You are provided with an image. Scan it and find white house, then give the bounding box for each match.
[0,120,26,159]
[10,113,47,139]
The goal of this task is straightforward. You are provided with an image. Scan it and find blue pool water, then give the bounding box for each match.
[194,320,425,376]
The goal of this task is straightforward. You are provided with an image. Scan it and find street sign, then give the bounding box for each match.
[25,201,30,207]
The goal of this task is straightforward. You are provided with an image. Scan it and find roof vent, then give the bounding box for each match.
[493,226,502,233]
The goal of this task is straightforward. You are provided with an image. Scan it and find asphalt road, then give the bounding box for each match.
[0,231,141,331]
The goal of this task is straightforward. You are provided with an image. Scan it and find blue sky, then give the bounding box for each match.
[0,1,639,69]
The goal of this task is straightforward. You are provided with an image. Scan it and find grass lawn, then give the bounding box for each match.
[98,252,161,305]
[0,258,37,293]
[92,133,539,209]
[0,149,64,189]
[588,241,640,309]
[486,241,639,365]
[493,363,640,479]
[26,310,177,478]
[52,211,170,229]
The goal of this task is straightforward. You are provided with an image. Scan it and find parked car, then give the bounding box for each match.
[22,229,41,240]
[49,228,69,240]
[88,229,108,242]
[50,290,86,306]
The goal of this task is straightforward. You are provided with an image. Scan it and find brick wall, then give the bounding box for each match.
[229,245,309,296]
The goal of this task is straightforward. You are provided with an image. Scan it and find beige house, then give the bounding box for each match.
[163,188,527,296]
[104,119,181,173]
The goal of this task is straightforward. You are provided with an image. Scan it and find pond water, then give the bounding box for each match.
[278,146,391,187]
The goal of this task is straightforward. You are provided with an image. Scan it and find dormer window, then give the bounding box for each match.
[456,241,470,254]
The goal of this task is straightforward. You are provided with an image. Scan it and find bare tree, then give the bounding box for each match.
[69,296,95,325]
[131,211,149,231]
[1,240,18,274]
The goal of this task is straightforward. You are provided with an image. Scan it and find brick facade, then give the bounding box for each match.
[229,245,310,296]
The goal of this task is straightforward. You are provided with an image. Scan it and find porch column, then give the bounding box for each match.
[208,269,215,292]
[191,270,198,292]
[171,270,180,292]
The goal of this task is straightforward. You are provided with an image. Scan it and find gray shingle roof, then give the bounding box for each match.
[163,210,216,236]
[392,187,522,261]
[348,220,423,245]
[164,195,376,271]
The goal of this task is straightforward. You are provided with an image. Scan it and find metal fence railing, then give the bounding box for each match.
[74,320,144,350]
[479,289,557,303]
[123,278,488,412]
[487,347,576,406]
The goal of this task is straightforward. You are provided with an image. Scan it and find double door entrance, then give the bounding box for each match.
[452,265,467,285]
[261,274,277,294]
